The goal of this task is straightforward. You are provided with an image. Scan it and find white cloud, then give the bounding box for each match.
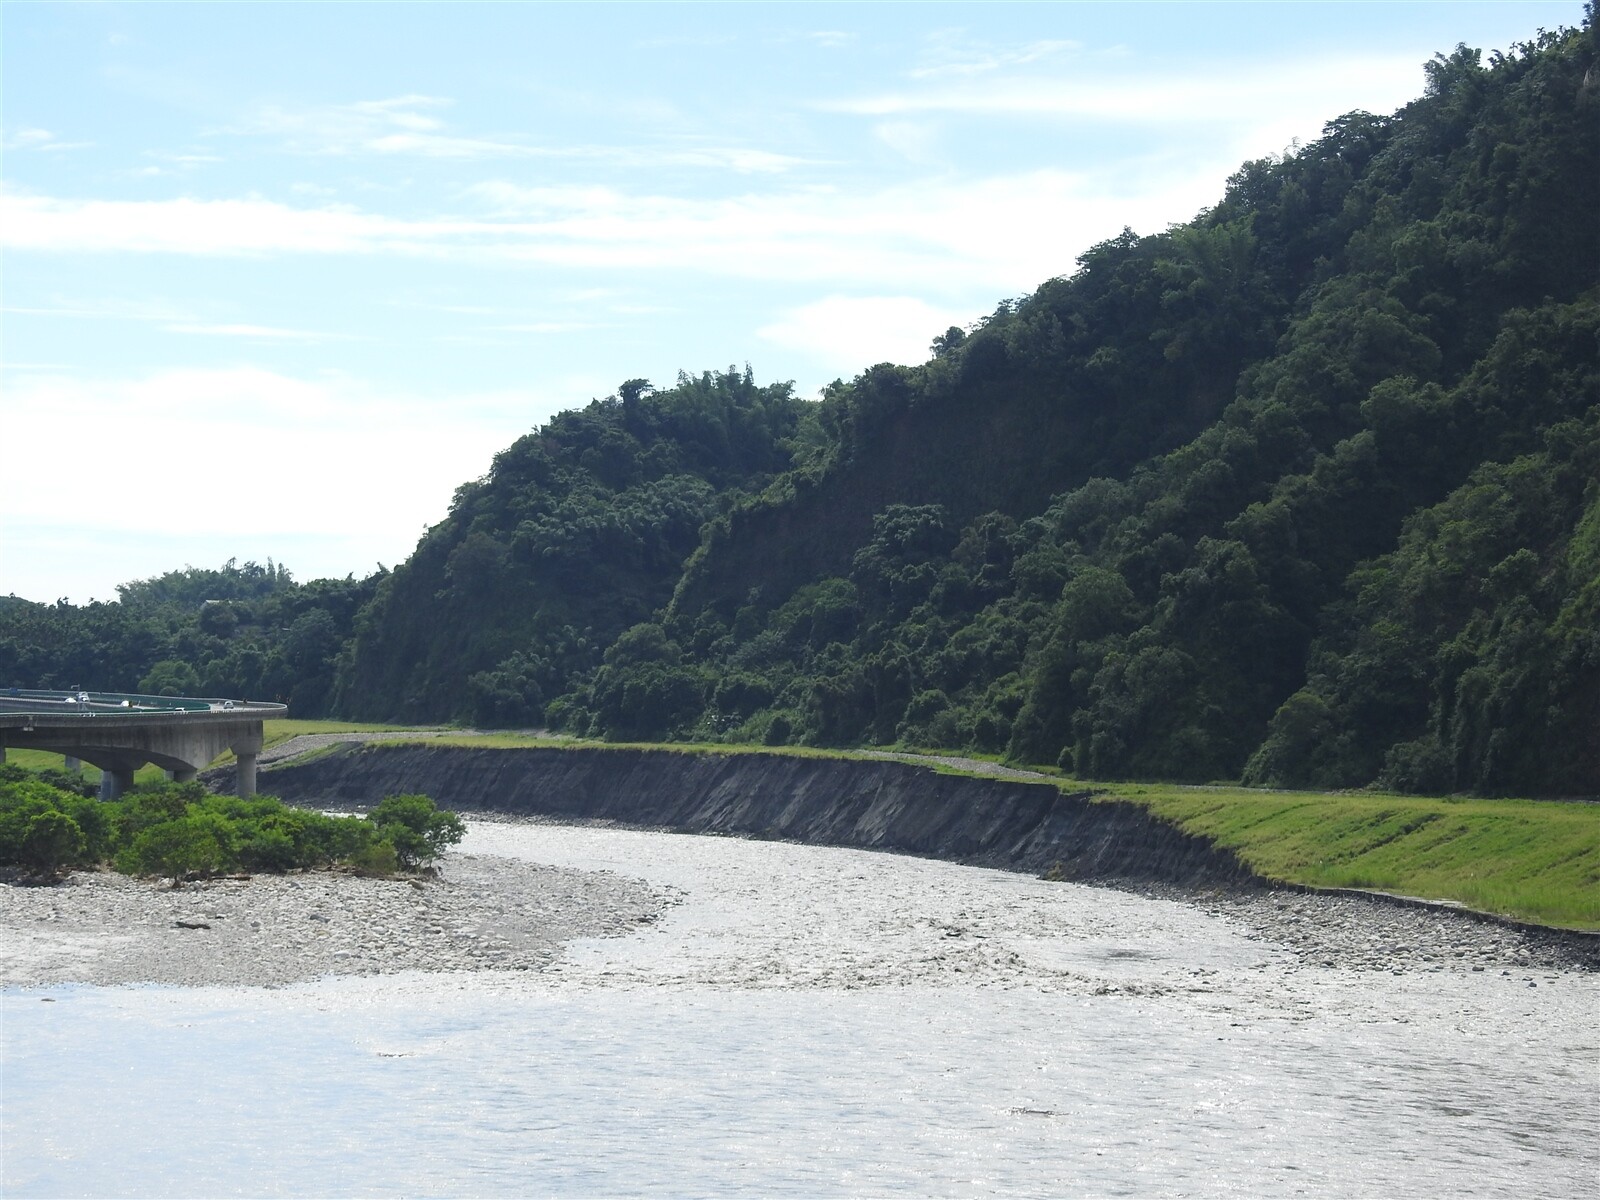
[758,295,978,377]
[910,33,1083,80]
[2,127,93,152]
[144,151,225,171]
[824,53,1425,128]
[873,120,943,164]
[235,95,805,171]
[456,169,1222,291]
[1,163,1222,295]
[491,322,602,335]
[0,368,569,553]
[802,31,857,49]
[5,297,192,321]
[163,323,353,340]
[0,192,431,255]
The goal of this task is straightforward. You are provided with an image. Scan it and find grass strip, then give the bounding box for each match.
[1097,782,1600,930]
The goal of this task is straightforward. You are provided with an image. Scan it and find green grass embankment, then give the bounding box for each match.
[1097,782,1600,930]
[259,719,430,751]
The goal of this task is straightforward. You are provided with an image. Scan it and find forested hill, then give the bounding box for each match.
[5,20,1595,798]
[332,368,812,724]
[0,560,377,718]
[550,23,1598,796]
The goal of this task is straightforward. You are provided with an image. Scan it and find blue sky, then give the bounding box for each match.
[2,1,1584,604]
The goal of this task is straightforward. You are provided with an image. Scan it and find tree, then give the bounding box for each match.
[0,786,87,879]
[366,794,466,870]
[118,812,235,886]
[140,658,201,697]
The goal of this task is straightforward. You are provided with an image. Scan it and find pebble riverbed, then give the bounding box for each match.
[0,836,674,989]
[1,812,1593,991]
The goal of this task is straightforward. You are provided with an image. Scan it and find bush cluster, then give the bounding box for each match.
[0,765,464,885]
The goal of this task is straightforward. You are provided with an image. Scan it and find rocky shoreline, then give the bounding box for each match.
[1138,881,1599,977]
[2,812,1593,991]
[0,836,675,989]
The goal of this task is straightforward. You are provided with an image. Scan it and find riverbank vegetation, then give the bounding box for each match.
[0,765,463,885]
[267,728,1598,929]
[3,15,1596,801]
[1098,782,1600,930]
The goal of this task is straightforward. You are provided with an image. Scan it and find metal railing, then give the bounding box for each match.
[0,689,285,718]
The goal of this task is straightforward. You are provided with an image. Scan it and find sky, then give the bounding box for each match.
[1,1,1585,605]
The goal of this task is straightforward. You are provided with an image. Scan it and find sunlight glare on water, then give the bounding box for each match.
[3,823,1596,1198]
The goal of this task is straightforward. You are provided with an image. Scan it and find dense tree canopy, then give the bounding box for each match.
[1,559,381,717]
[552,20,1598,795]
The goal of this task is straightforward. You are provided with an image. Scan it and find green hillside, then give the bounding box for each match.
[332,367,812,725]
[5,18,1596,800]
[549,25,1598,796]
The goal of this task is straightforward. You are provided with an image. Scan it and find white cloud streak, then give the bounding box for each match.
[2,127,93,152]
[163,323,353,341]
[824,54,1425,122]
[235,94,806,172]
[909,33,1084,80]
[1,165,1216,295]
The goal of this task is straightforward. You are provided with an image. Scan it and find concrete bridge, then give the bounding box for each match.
[0,690,287,798]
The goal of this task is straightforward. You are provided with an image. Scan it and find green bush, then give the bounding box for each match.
[116,811,235,886]
[348,837,400,877]
[1,771,464,883]
[0,774,95,878]
[366,794,466,869]
[0,796,86,879]
[111,783,203,845]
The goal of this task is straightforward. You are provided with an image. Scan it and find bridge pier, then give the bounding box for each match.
[166,766,199,783]
[237,751,258,797]
[98,766,135,801]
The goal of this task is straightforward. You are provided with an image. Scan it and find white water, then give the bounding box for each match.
[4,823,1596,1198]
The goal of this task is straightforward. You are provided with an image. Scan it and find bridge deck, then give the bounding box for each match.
[1,690,287,796]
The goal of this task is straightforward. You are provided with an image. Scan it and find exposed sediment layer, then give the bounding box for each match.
[257,743,1258,888]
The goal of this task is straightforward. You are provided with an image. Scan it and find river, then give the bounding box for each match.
[3,821,1595,1197]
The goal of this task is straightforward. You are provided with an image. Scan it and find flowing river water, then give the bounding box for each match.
[3,821,1596,1197]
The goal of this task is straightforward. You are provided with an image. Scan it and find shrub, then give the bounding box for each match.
[0,798,86,879]
[111,783,204,845]
[58,794,113,862]
[366,794,466,870]
[0,775,94,878]
[117,811,236,885]
[348,837,400,877]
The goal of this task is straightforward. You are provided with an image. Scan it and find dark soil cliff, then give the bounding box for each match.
[259,744,1260,887]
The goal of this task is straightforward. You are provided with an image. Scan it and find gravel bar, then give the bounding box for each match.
[0,842,675,989]
[3,811,1593,991]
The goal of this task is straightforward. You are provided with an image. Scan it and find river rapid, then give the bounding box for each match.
[3,820,1596,1198]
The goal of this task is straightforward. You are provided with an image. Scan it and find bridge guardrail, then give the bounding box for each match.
[0,688,286,718]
